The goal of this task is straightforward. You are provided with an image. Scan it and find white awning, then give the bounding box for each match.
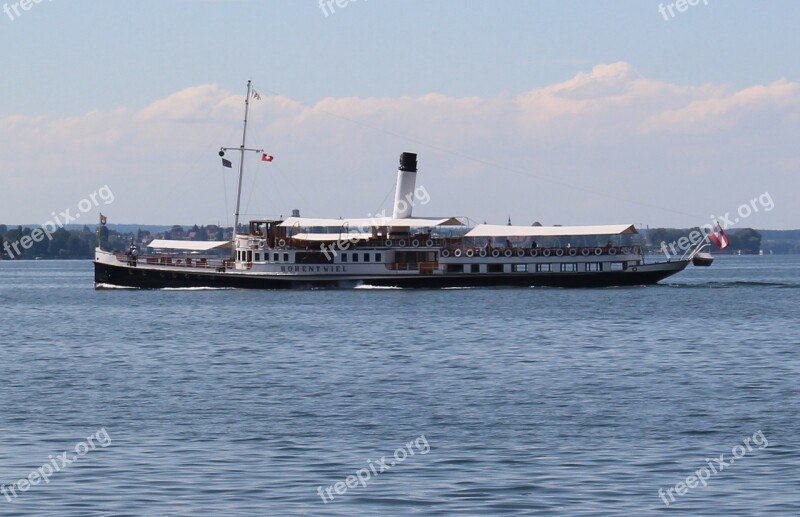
[289,232,374,242]
[146,240,231,251]
[279,216,463,229]
[465,224,638,238]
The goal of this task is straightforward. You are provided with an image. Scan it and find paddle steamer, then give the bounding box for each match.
[94,83,695,289]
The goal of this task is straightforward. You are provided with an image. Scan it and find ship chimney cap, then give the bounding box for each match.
[399,152,417,173]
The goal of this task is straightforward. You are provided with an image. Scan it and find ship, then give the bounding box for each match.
[94,82,699,289]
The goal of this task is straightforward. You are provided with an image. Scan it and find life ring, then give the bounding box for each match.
[385,240,393,247]
[504,249,513,257]
[441,249,450,258]
[632,266,638,272]
[609,248,617,256]
[581,248,590,256]
[530,249,538,257]
[454,249,462,257]
[398,239,407,247]
[426,239,434,247]
[555,249,564,257]
[479,249,487,257]
[517,249,526,257]
[492,249,501,258]
[594,248,603,256]
[568,248,578,257]
[277,239,286,248]
[542,249,551,257]
[412,239,420,247]
[466,248,475,257]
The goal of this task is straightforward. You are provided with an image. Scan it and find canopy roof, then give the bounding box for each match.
[465,224,638,238]
[146,240,231,251]
[279,216,463,229]
[289,232,373,242]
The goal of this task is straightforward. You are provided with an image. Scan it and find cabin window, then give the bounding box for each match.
[586,263,601,272]
[352,254,359,263]
[611,262,624,271]
[247,251,253,262]
[273,253,279,262]
[364,253,370,262]
[470,264,479,273]
[446,264,464,273]
[536,264,551,273]
[561,263,578,273]
[295,252,334,265]
[487,264,503,273]
[283,253,289,262]
[254,253,260,262]
[341,254,348,263]
[375,253,382,262]
[513,264,528,273]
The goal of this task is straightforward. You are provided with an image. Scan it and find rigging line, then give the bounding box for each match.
[259,86,703,221]
[244,153,259,217]
[246,102,313,217]
[376,183,396,218]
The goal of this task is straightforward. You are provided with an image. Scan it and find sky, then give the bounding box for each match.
[1,0,799,230]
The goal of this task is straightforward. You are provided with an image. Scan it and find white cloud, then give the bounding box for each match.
[2,63,799,229]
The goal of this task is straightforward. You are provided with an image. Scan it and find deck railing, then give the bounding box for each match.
[115,254,233,270]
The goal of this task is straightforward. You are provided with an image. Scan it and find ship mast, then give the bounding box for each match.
[220,80,263,258]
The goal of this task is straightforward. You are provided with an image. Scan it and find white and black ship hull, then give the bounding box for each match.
[94,248,689,290]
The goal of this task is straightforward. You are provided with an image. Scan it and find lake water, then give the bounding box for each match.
[1,256,798,515]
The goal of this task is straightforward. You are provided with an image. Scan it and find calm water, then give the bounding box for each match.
[1,256,798,516]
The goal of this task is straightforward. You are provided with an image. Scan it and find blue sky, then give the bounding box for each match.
[2,0,799,229]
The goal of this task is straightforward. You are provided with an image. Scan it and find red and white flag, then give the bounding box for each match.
[709,223,730,250]
[261,153,274,162]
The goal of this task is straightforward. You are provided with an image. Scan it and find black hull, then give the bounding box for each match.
[95,260,687,290]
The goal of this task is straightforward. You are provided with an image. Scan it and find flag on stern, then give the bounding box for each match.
[222,158,233,168]
[261,153,274,162]
[709,223,730,250]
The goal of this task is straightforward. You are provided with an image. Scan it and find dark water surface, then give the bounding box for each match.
[1,256,798,515]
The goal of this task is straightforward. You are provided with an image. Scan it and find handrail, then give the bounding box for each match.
[436,245,640,256]
[117,253,231,269]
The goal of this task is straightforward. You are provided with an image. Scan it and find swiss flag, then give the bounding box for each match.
[261,153,274,162]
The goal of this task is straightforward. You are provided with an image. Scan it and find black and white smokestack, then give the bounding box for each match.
[393,152,418,219]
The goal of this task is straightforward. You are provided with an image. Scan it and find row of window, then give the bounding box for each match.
[448,262,628,274]
[235,251,384,264]
[340,253,382,263]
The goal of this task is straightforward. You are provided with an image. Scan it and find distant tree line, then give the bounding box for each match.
[0,224,232,260]
[645,228,763,254]
[2,223,796,260]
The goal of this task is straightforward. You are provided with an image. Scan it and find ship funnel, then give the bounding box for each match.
[392,152,418,219]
